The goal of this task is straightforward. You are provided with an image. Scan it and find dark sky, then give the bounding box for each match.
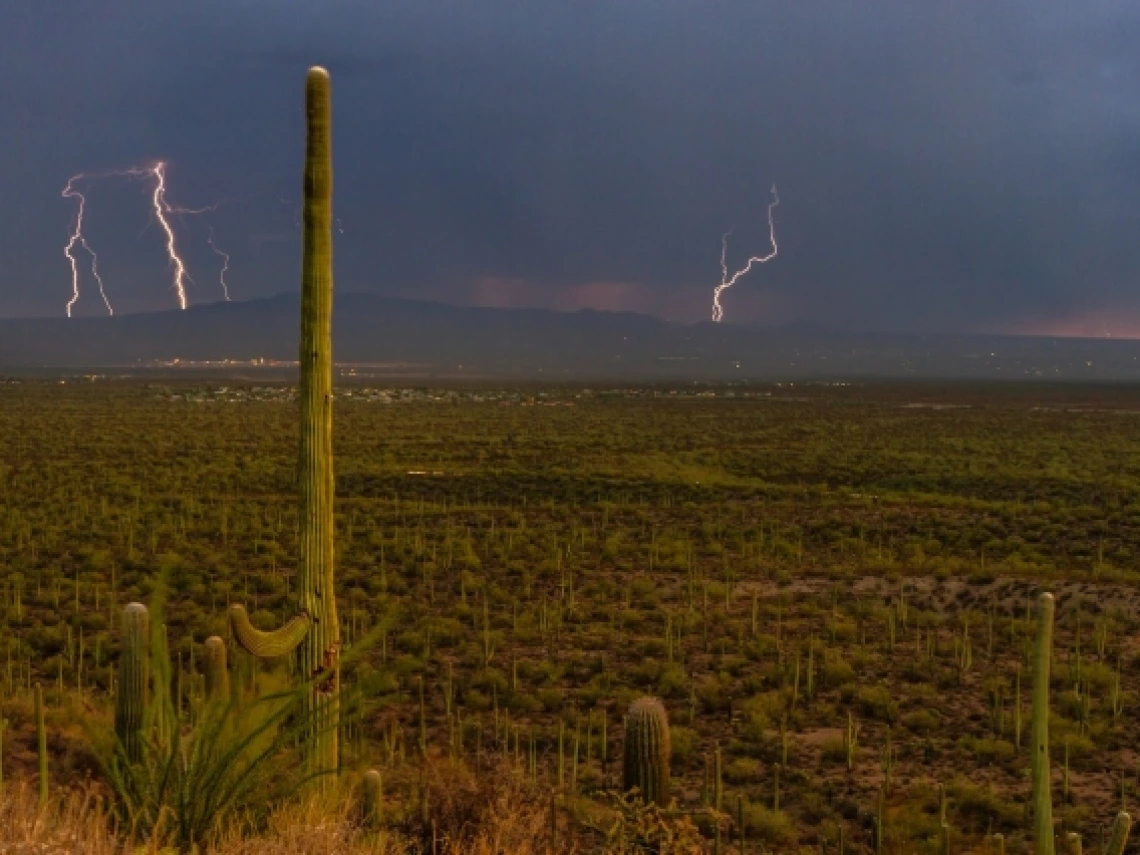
[3,1,1139,333]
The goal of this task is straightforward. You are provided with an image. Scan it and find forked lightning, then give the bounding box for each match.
[711,184,780,323]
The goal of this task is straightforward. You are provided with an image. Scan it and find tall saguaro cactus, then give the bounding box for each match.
[1032,592,1055,855]
[230,65,340,775]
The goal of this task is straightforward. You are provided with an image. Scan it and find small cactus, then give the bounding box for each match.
[845,711,858,772]
[1105,812,1132,855]
[361,769,383,831]
[1031,592,1055,855]
[1026,593,1130,855]
[35,684,47,809]
[115,602,150,763]
[203,635,229,702]
[622,696,671,807]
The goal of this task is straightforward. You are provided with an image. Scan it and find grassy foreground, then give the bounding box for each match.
[0,757,558,854]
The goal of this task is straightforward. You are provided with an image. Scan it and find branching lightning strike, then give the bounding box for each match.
[711,184,780,323]
[61,161,230,315]
[62,176,113,317]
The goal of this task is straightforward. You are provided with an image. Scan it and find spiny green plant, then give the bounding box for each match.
[622,696,671,807]
[114,602,150,764]
[1031,592,1132,855]
[361,769,382,832]
[1031,592,1054,855]
[230,64,340,778]
[1106,812,1132,855]
[35,684,47,810]
[203,635,228,703]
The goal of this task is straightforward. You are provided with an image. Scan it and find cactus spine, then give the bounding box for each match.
[115,602,149,763]
[203,635,229,702]
[622,696,671,806]
[1031,592,1054,855]
[229,66,340,775]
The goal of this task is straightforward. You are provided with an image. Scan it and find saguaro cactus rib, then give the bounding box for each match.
[229,604,310,658]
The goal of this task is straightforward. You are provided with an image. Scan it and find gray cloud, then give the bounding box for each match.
[2,0,1139,331]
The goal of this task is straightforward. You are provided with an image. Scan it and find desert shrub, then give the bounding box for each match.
[724,756,762,784]
[742,803,796,847]
[903,709,940,734]
[855,685,898,723]
[670,725,699,765]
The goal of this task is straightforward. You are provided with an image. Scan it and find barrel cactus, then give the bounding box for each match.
[229,65,340,775]
[622,696,671,806]
[115,602,150,763]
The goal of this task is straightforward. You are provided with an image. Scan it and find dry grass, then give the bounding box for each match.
[0,780,119,855]
[0,757,576,855]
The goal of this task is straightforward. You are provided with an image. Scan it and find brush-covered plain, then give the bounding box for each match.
[3,378,1140,852]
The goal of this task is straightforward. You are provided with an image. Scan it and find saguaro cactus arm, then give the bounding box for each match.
[229,604,310,658]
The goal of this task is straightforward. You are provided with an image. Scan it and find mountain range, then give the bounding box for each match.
[3,293,1140,381]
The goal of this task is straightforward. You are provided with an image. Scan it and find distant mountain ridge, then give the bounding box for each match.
[3,292,1140,380]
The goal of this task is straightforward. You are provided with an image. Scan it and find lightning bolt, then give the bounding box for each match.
[62,175,114,317]
[711,184,780,323]
[62,161,223,315]
[208,226,231,301]
[148,162,192,310]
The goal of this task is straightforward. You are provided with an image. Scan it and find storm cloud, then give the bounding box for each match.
[2,1,1139,332]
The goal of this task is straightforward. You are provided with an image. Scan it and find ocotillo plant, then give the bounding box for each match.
[622,696,671,807]
[115,602,149,763]
[230,65,340,776]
